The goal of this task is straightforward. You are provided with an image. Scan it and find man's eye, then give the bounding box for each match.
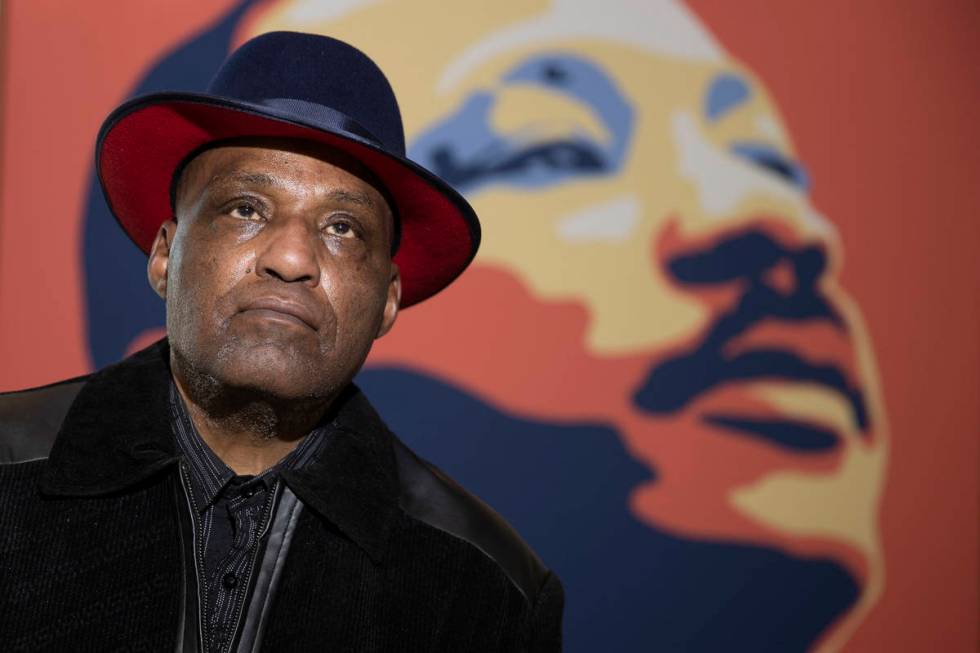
[325,221,356,238]
[229,204,260,220]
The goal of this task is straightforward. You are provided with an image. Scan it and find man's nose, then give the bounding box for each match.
[254,218,320,286]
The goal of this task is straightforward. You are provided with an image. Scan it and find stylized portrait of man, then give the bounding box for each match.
[79,1,889,651]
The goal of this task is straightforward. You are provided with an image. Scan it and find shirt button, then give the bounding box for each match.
[222,572,238,589]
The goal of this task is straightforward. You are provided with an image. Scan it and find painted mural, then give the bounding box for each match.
[2,1,977,651]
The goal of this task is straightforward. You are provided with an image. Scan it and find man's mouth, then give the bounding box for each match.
[238,296,319,331]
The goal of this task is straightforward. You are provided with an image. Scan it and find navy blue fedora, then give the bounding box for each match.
[96,31,480,308]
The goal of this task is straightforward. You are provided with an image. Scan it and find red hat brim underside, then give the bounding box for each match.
[98,100,479,308]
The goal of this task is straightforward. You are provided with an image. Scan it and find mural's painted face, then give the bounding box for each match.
[244,0,887,637]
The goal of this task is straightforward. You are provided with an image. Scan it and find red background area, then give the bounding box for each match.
[1,1,977,650]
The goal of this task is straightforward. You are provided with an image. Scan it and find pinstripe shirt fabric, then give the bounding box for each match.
[169,383,328,653]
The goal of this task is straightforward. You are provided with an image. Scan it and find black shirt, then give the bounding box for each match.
[169,382,327,652]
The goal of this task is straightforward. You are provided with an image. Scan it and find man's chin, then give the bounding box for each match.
[207,341,337,401]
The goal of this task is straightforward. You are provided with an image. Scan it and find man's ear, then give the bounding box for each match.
[376,263,401,339]
[147,220,177,299]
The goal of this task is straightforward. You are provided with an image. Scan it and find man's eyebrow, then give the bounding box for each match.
[206,173,380,208]
[207,171,282,188]
[325,188,379,208]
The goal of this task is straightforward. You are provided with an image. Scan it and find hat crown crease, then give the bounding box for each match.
[207,31,406,155]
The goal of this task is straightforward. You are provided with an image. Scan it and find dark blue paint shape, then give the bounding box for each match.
[83,0,260,368]
[731,141,810,190]
[637,229,869,435]
[667,230,787,284]
[703,414,839,451]
[357,367,859,652]
[705,73,752,121]
[409,53,634,195]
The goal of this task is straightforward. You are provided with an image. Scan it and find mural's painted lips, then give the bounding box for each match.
[633,345,869,452]
[700,412,840,452]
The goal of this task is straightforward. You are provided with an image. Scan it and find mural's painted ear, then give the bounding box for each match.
[409,53,634,196]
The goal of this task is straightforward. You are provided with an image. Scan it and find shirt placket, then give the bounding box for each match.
[204,476,278,653]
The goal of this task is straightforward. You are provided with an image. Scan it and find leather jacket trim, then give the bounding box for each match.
[392,437,549,605]
[175,464,203,653]
[237,485,304,653]
[0,377,87,464]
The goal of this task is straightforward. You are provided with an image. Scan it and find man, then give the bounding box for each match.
[0,31,563,652]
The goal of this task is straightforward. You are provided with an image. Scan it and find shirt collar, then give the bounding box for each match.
[169,382,329,512]
[39,339,401,563]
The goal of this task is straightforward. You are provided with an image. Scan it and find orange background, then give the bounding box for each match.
[1,1,977,650]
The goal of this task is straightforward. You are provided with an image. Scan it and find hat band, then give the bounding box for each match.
[259,97,384,149]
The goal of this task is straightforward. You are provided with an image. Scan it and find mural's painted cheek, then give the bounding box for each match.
[446,54,734,356]
[472,190,706,356]
[670,71,835,249]
[671,111,815,233]
[369,264,657,424]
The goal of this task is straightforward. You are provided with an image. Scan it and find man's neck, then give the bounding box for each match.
[171,366,333,477]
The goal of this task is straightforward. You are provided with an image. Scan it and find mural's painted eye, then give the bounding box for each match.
[705,73,752,121]
[731,142,810,190]
[542,62,568,84]
[410,53,634,195]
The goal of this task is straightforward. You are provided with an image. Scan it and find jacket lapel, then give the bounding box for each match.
[282,385,402,564]
[39,339,179,496]
[39,338,402,564]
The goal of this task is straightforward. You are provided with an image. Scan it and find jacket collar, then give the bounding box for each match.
[39,339,401,563]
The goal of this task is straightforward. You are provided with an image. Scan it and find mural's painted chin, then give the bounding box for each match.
[368,259,882,579]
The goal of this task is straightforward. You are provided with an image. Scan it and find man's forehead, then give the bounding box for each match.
[175,138,391,210]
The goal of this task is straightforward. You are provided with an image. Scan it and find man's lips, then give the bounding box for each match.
[238,296,319,330]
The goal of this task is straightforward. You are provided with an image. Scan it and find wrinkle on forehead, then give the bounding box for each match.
[205,170,381,210]
[174,138,393,220]
[438,0,726,92]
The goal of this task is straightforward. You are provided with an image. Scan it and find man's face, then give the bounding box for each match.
[149,139,400,401]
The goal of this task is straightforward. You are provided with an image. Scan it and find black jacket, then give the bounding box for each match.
[0,341,563,652]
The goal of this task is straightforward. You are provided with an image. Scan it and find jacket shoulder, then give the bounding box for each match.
[0,375,89,463]
[391,437,550,605]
